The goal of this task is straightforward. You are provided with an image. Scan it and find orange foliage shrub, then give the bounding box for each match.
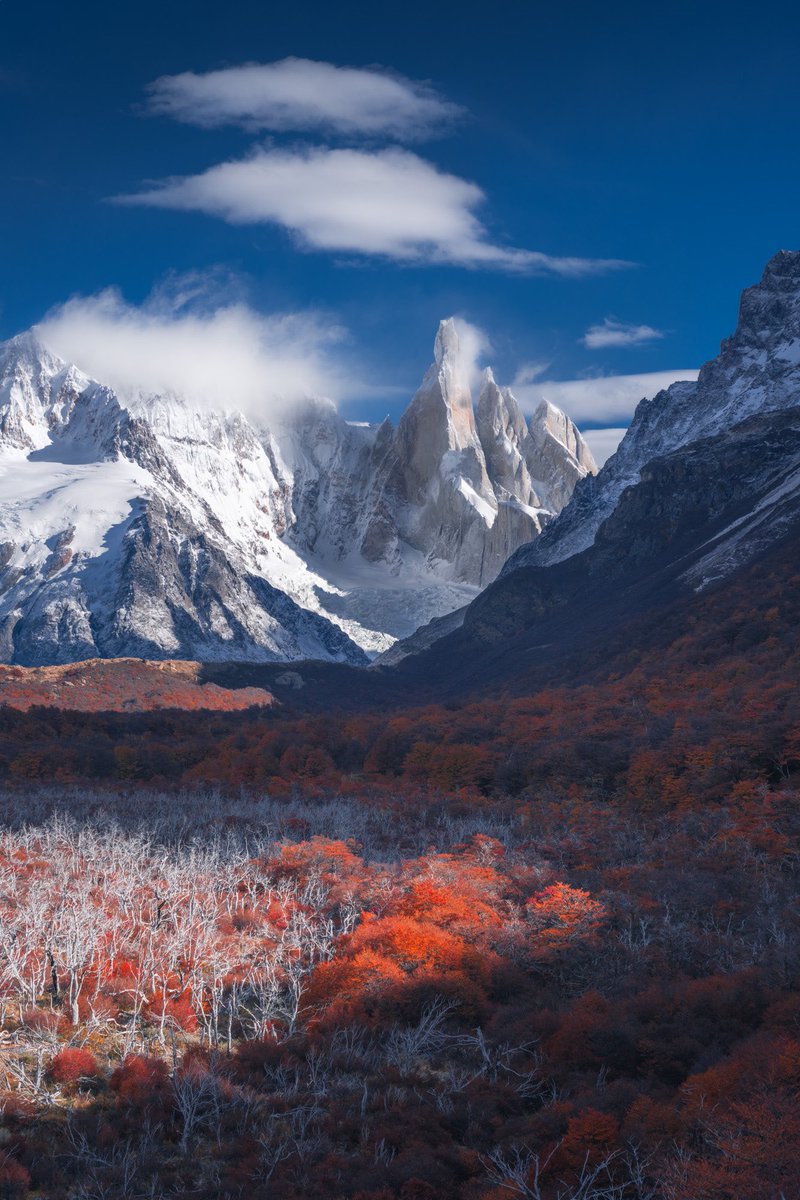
[143,993,198,1033]
[557,1108,620,1172]
[307,913,495,1022]
[526,883,606,949]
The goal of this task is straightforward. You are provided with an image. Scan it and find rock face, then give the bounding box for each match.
[370,401,800,705]
[377,248,800,671]
[0,320,594,666]
[195,391,800,711]
[384,323,585,587]
[505,248,800,574]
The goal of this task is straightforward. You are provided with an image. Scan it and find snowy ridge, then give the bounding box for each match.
[0,322,594,666]
[504,249,800,575]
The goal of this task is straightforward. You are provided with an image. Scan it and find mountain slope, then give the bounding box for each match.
[0,322,593,666]
[213,250,800,707]
[199,404,800,708]
[505,248,800,574]
[379,249,800,669]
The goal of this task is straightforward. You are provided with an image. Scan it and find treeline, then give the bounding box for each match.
[0,610,796,809]
[1,550,798,806]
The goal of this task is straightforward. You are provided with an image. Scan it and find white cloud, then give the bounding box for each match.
[582,318,664,350]
[145,58,462,140]
[580,427,628,467]
[512,361,550,387]
[116,146,630,276]
[36,285,348,415]
[513,368,700,425]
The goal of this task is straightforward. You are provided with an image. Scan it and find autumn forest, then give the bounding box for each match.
[0,530,792,1199]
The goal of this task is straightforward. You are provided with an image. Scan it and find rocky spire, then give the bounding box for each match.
[394,317,491,503]
[0,332,89,452]
[0,314,595,663]
[475,368,538,504]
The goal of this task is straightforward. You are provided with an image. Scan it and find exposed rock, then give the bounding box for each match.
[506,248,800,574]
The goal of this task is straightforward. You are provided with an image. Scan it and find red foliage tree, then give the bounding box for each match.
[48,1047,98,1085]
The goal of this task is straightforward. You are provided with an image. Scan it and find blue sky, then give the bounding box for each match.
[2,0,799,456]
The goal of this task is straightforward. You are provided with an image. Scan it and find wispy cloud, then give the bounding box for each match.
[145,58,462,141]
[512,361,550,387]
[36,281,349,416]
[115,146,630,276]
[582,318,664,350]
[512,368,699,425]
[133,59,633,277]
[580,427,628,467]
[438,317,492,389]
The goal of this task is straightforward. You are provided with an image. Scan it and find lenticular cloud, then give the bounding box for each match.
[116,146,629,276]
[145,57,462,140]
[135,58,632,276]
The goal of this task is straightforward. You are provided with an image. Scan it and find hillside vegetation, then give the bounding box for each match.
[0,542,795,1197]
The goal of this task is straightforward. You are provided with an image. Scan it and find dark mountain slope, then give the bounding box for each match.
[199,404,800,709]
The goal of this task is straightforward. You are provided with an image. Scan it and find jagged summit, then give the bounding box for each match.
[0,318,593,667]
[368,251,800,680]
[751,247,800,286]
[475,371,533,502]
[395,320,490,511]
[397,318,479,467]
[0,333,94,453]
[505,248,800,574]
[433,316,458,362]
[0,328,54,365]
[390,321,595,585]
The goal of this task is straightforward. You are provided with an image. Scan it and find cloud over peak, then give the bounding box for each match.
[36,284,348,416]
[145,58,462,141]
[582,318,664,350]
[116,146,630,276]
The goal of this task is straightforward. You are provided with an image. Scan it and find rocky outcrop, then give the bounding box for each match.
[506,249,800,575]
[375,248,800,674]
[204,399,800,710]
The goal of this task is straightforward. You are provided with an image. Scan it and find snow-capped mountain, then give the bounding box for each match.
[376,248,800,670]
[0,319,594,666]
[505,249,800,574]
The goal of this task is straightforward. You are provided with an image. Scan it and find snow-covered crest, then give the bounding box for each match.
[0,320,594,666]
[505,249,800,575]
